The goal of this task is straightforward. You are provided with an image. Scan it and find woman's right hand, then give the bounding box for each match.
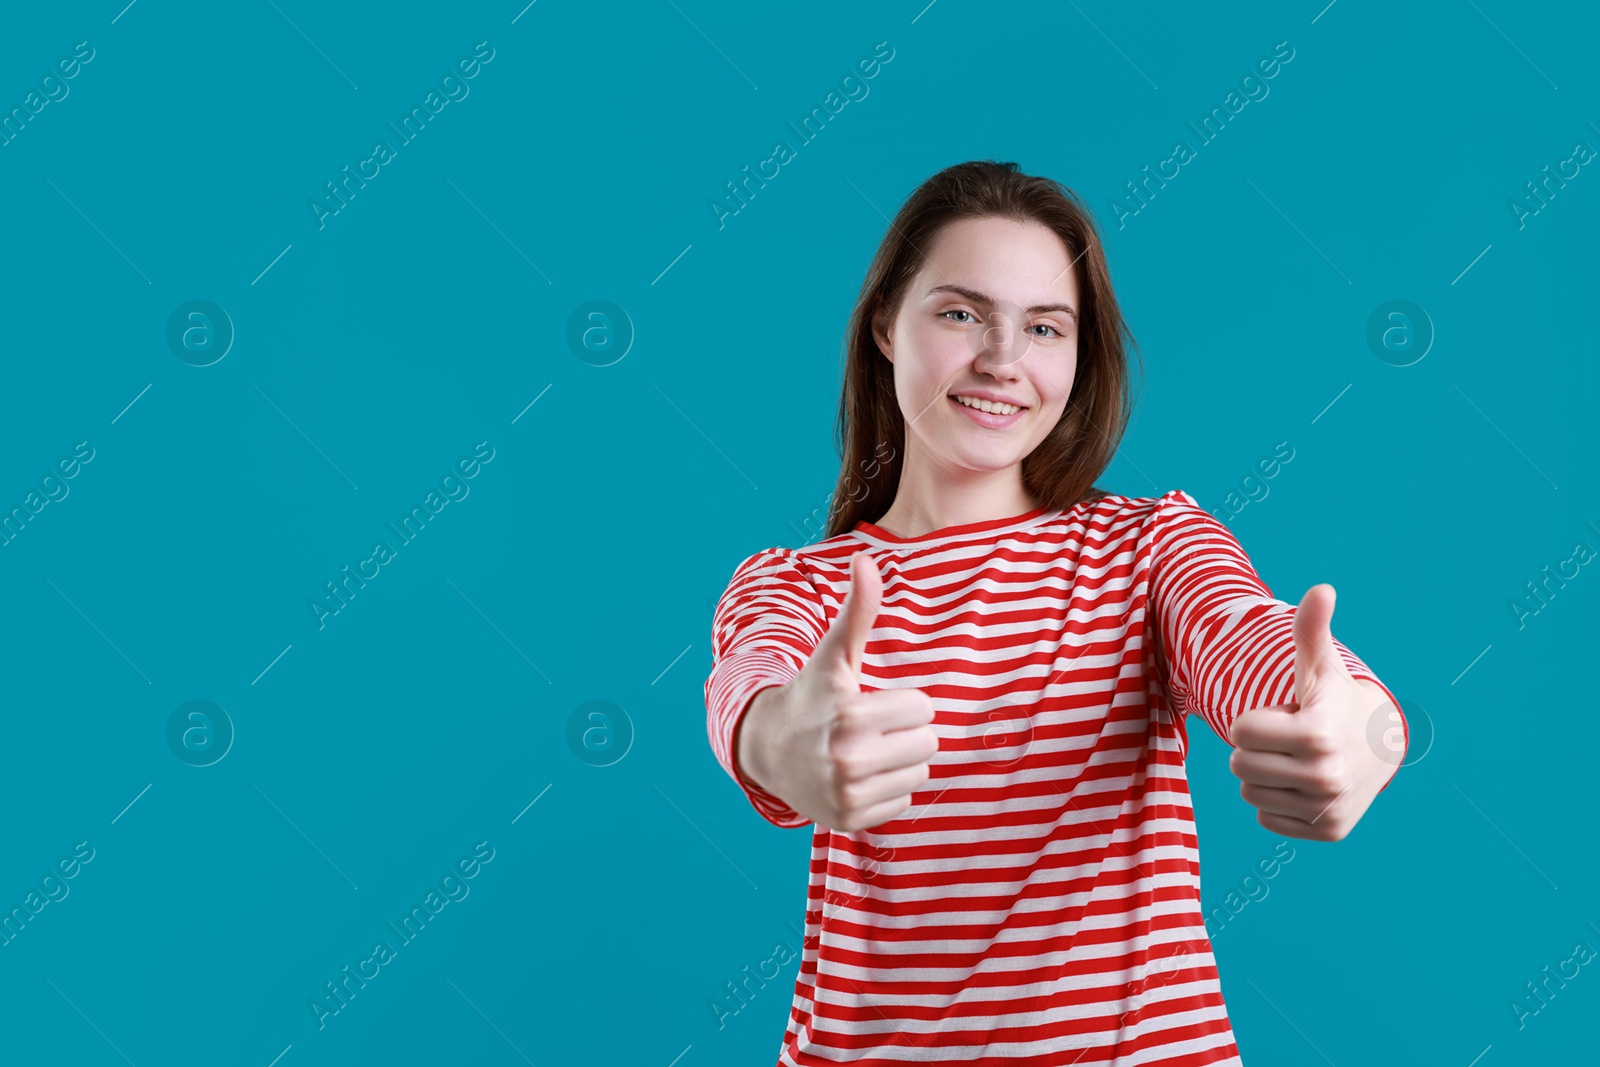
[736,550,940,832]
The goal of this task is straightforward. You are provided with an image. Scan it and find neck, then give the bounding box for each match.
[873,462,1038,539]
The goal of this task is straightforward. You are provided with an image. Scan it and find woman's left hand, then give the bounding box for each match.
[1226,584,1401,842]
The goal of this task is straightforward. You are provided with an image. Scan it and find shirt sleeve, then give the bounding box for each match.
[1148,489,1407,794]
[704,546,828,828]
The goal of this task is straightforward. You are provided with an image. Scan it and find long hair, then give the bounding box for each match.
[823,159,1142,539]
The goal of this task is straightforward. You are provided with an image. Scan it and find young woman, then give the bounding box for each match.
[704,160,1407,1065]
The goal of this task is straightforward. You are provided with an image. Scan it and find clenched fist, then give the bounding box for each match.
[735,550,940,832]
[1228,583,1403,841]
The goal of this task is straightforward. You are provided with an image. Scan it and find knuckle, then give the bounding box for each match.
[1307,758,1347,793]
[1304,726,1338,756]
[822,666,854,695]
[834,700,864,731]
[831,747,864,781]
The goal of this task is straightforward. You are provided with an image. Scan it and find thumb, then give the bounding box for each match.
[825,550,883,682]
[1292,583,1349,708]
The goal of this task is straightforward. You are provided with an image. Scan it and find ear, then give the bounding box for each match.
[870,304,894,363]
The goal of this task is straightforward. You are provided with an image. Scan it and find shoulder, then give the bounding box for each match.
[1096,488,1217,524]
[1065,490,1240,560]
[725,544,813,583]
[719,544,832,605]
[1067,488,1210,532]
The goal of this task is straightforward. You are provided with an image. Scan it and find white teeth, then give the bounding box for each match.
[954,395,1021,416]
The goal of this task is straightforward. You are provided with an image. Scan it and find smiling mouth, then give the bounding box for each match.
[950,394,1027,416]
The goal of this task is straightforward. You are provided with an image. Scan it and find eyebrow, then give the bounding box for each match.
[925,284,1077,320]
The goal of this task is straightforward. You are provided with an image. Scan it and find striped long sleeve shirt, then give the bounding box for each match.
[704,489,1407,1066]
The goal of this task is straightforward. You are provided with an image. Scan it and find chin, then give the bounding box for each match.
[942,442,1030,468]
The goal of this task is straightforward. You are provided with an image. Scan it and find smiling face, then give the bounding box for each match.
[871,214,1081,504]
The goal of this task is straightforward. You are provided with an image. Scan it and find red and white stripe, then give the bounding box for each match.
[705,489,1405,1065]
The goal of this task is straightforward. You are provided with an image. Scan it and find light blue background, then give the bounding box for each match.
[0,1,1593,1064]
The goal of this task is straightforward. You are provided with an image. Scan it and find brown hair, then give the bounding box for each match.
[822,159,1142,539]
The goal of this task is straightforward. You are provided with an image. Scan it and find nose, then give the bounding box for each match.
[972,305,1030,374]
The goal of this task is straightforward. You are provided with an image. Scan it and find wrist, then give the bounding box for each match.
[735,683,786,791]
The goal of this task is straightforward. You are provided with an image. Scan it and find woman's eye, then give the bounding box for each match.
[942,310,1065,339]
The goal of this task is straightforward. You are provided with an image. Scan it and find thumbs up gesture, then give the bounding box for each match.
[1227,584,1400,842]
[737,550,941,833]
